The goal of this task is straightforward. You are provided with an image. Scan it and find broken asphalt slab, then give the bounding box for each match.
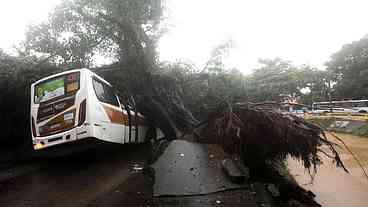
[221,158,249,183]
[151,140,248,197]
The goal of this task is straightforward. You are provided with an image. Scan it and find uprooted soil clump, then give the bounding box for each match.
[194,102,349,207]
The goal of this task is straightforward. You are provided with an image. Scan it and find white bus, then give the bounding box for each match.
[312,100,368,114]
[30,68,163,150]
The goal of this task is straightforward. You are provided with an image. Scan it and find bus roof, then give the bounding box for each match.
[31,68,112,87]
[31,68,87,86]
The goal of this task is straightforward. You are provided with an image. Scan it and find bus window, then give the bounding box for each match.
[92,78,119,107]
[119,95,132,110]
[34,72,80,104]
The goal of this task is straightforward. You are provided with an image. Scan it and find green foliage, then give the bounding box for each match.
[354,125,368,137]
[25,0,164,70]
[306,117,337,129]
[245,58,329,104]
[246,58,299,101]
[297,66,330,105]
[0,50,59,148]
[307,117,368,137]
[157,60,247,119]
[327,36,368,99]
[203,39,233,74]
[157,54,333,119]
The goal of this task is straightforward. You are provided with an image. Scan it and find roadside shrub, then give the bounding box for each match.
[0,51,59,152]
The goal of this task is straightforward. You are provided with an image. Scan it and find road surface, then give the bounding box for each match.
[0,140,260,207]
[0,143,152,207]
[6,133,365,207]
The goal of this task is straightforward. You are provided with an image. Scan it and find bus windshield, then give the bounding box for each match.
[34,72,80,103]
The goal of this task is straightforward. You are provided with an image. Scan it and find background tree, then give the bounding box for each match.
[0,50,59,155]
[297,66,330,105]
[244,58,332,105]
[25,0,164,72]
[158,41,247,119]
[246,58,302,102]
[327,35,368,99]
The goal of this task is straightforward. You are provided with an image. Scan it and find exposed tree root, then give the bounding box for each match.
[198,102,347,175]
[191,102,351,206]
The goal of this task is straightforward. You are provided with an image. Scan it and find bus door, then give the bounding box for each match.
[120,96,139,143]
[120,95,149,143]
[92,77,125,144]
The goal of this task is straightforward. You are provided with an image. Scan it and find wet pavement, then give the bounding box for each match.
[154,189,258,207]
[0,143,151,207]
[288,133,368,207]
[3,132,367,207]
[5,134,367,207]
[150,140,258,207]
[151,140,248,196]
[0,140,259,207]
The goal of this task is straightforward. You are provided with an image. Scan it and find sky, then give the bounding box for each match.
[0,0,61,51]
[1,0,368,74]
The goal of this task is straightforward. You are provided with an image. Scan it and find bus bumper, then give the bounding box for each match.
[32,123,93,150]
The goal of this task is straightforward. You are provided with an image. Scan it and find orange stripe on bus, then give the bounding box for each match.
[103,105,125,124]
[102,105,146,126]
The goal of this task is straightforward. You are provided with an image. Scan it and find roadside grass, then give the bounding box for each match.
[307,117,340,129]
[353,125,368,137]
[306,117,368,137]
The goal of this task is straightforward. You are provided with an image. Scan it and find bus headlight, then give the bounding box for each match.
[34,142,45,150]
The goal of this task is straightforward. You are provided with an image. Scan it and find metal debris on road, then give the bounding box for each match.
[130,163,144,173]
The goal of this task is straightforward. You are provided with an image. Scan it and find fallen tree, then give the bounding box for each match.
[198,102,347,174]
[97,67,200,139]
[188,101,350,207]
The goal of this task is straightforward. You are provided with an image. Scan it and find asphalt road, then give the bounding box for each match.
[0,140,260,207]
[0,143,151,207]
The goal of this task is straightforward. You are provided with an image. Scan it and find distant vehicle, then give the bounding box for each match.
[30,69,163,150]
[312,100,368,114]
[288,110,305,118]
